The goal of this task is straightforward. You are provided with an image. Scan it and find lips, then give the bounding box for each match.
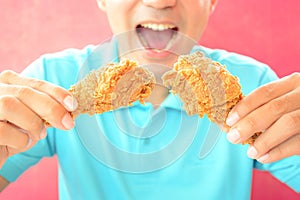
[136,23,178,51]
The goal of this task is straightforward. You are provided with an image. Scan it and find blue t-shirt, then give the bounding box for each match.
[0,40,299,200]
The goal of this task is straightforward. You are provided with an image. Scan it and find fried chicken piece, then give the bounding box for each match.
[162,51,260,144]
[69,59,155,117]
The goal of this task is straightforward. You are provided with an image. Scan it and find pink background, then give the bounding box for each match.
[0,0,299,199]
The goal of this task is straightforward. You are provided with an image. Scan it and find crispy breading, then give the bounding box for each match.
[69,59,155,117]
[162,51,260,144]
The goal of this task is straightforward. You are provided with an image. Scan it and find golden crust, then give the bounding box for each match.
[163,51,259,144]
[94,60,136,113]
[69,59,155,117]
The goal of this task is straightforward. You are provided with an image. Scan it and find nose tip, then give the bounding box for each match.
[142,0,177,9]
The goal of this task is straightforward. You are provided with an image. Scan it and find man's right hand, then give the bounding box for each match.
[0,70,77,168]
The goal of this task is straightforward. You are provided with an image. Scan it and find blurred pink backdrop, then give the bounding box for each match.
[0,0,299,199]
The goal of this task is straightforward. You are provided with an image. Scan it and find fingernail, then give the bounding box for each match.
[227,128,241,143]
[63,96,78,111]
[257,153,270,163]
[62,113,74,129]
[226,112,240,126]
[247,146,258,159]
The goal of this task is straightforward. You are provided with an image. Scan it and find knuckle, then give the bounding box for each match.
[289,72,300,83]
[282,112,300,129]
[28,117,43,135]
[51,86,67,101]
[260,84,275,99]
[244,117,258,132]
[286,72,300,89]
[30,78,63,95]
[29,78,47,89]
[0,95,17,112]
[47,103,62,115]
[0,70,15,82]
[274,145,285,158]
[268,98,286,116]
[16,86,34,99]
[51,86,63,95]
[44,102,66,122]
[239,99,252,114]
[255,138,271,152]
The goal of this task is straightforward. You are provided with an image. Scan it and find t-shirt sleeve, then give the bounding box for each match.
[257,65,279,85]
[0,132,57,182]
[21,56,47,78]
[254,156,300,192]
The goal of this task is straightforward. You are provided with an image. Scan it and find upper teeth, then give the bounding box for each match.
[140,23,176,31]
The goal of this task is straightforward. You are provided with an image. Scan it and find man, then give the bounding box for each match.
[0,0,299,199]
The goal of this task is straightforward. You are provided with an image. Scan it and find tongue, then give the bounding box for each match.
[138,28,174,50]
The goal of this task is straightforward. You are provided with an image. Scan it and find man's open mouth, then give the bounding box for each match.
[136,23,178,52]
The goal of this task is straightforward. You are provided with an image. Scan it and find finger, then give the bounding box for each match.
[0,70,77,111]
[226,73,300,126]
[0,86,74,130]
[255,134,300,163]
[0,95,47,140]
[247,109,300,159]
[0,121,31,149]
[227,90,300,144]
